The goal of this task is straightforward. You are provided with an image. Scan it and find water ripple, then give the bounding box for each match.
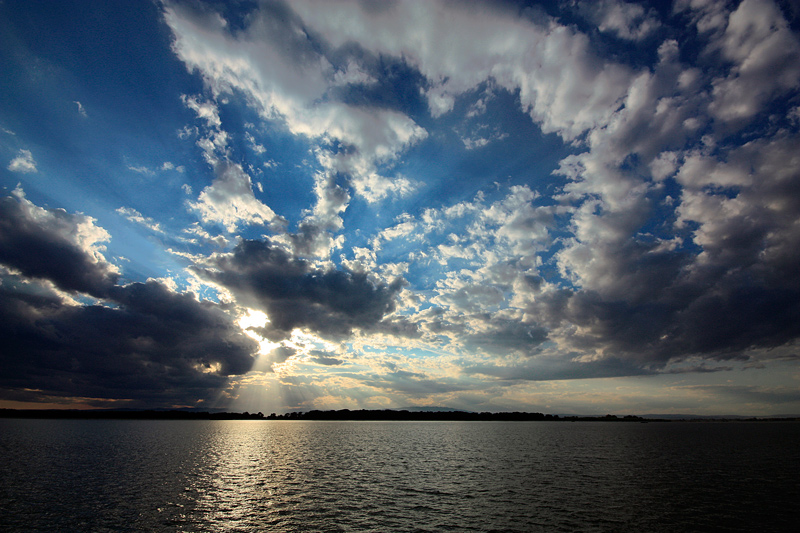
[1,420,799,532]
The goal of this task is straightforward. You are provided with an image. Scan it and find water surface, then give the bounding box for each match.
[1,420,798,531]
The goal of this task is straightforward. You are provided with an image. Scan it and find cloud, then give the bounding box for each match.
[673,0,729,35]
[0,280,257,406]
[74,100,87,117]
[289,0,634,141]
[0,191,258,406]
[708,0,800,123]
[0,188,119,297]
[310,354,344,366]
[576,0,661,41]
[357,369,470,396]
[459,126,508,150]
[286,0,800,383]
[367,112,800,374]
[116,207,164,234]
[181,222,228,248]
[127,165,154,176]
[534,136,800,364]
[245,132,266,155]
[677,384,800,406]
[7,149,37,173]
[6,0,800,415]
[161,161,184,172]
[193,239,405,341]
[189,160,287,233]
[164,1,427,258]
[464,355,652,382]
[177,94,289,234]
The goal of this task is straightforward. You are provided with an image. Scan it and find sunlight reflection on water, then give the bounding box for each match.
[1,420,799,532]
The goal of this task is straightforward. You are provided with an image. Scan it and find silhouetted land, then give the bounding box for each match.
[268,410,637,421]
[2,408,797,421]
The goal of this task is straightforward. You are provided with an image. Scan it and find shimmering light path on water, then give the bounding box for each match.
[1,420,798,532]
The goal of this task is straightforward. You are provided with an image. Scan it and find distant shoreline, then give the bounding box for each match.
[1,408,798,422]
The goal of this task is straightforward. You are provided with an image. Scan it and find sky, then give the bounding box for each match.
[1,0,800,415]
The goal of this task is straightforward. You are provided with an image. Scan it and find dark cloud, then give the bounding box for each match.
[513,133,800,373]
[355,370,470,395]
[463,316,549,355]
[530,279,800,370]
[463,356,653,382]
[0,195,119,297]
[0,280,257,406]
[287,216,348,257]
[368,315,421,338]
[195,239,405,340]
[680,385,800,406]
[268,344,297,364]
[664,364,734,374]
[311,355,343,366]
[0,193,257,407]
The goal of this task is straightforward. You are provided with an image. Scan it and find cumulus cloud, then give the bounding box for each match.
[0,191,258,406]
[189,160,287,233]
[193,239,405,341]
[525,131,800,367]
[115,0,800,396]
[0,188,118,297]
[577,0,661,40]
[708,0,800,122]
[289,0,634,141]
[367,123,798,377]
[177,94,289,234]
[8,0,800,413]
[164,0,428,211]
[0,280,257,406]
[7,149,37,173]
[164,0,432,260]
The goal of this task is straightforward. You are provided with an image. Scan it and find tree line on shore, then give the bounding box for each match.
[265,410,649,421]
[0,408,646,421]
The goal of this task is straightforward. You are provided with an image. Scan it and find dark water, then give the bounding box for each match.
[1,420,798,532]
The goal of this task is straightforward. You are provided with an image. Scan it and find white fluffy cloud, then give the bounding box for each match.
[189,160,286,233]
[165,1,430,258]
[7,149,37,173]
[290,0,634,141]
[165,2,427,203]
[578,0,661,40]
[708,0,800,122]
[178,95,287,234]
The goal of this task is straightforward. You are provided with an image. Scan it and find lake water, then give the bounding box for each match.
[1,420,798,532]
